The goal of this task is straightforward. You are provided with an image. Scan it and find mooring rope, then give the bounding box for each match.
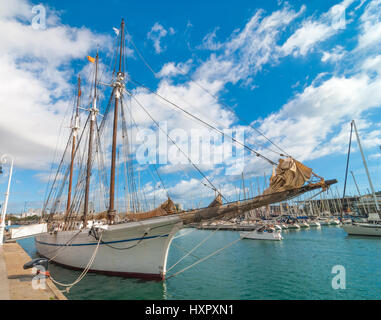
[49,232,103,293]
[166,237,241,280]
[172,228,196,240]
[167,226,222,272]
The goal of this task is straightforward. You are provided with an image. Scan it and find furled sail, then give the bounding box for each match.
[124,198,178,221]
[263,157,313,194]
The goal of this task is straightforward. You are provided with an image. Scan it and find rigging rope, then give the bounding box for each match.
[126,100,170,199]
[129,78,277,166]
[125,26,288,157]
[131,94,228,202]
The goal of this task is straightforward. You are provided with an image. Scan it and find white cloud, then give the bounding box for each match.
[257,73,381,162]
[34,171,65,183]
[0,0,111,169]
[198,27,223,51]
[147,22,175,54]
[281,21,334,57]
[362,54,381,75]
[279,0,355,57]
[321,45,346,62]
[357,0,381,49]
[156,60,192,78]
[194,5,306,86]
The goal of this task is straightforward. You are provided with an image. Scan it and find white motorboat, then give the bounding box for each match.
[299,221,310,228]
[318,219,330,226]
[240,227,283,241]
[287,223,300,230]
[309,221,321,227]
[329,219,340,225]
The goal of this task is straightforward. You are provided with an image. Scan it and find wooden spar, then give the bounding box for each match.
[179,179,338,224]
[108,19,125,223]
[83,53,98,226]
[65,76,81,217]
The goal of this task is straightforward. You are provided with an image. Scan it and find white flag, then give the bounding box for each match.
[113,27,119,36]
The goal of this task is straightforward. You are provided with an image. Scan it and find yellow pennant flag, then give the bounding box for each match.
[87,56,95,63]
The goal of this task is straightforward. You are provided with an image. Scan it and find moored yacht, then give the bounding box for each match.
[299,221,309,228]
[343,213,381,237]
[240,226,283,241]
[329,218,340,225]
[309,220,321,227]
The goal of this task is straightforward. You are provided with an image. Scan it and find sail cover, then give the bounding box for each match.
[263,157,313,194]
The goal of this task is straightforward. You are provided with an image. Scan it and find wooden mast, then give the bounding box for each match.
[108,19,125,223]
[66,76,81,218]
[83,53,99,227]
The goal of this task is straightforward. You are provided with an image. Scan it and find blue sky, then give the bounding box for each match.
[1,0,381,213]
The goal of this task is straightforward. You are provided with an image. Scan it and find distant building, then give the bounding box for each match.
[20,208,42,218]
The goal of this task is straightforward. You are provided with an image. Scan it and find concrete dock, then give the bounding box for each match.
[0,242,67,300]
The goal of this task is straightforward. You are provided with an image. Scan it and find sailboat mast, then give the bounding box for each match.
[352,120,380,212]
[108,19,125,223]
[350,170,368,215]
[66,76,81,216]
[83,53,99,226]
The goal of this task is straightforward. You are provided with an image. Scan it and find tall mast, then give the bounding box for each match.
[108,19,125,223]
[83,53,99,226]
[350,170,368,215]
[352,120,380,212]
[66,76,81,217]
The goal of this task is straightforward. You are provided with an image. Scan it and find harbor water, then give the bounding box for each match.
[17,226,381,300]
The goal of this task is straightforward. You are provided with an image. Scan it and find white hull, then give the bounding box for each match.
[343,223,381,237]
[10,223,47,240]
[319,220,329,226]
[240,230,283,241]
[329,219,340,225]
[309,221,321,227]
[35,216,182,280]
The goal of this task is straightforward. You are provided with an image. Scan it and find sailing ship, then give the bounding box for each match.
[9,19,336,280]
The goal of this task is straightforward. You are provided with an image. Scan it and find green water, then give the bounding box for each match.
[17,226,381,300]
